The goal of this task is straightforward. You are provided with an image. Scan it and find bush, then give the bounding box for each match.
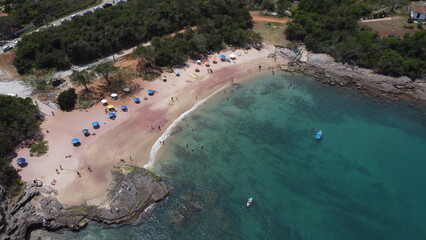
[57,88,77,111]
[417,23,424,30]
[30,140,49,157]
[408,17,414,24]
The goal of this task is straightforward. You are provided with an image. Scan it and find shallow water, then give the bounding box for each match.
[33,74,426,240]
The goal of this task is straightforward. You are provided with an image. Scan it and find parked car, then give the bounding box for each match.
[47,23,56,27]
[60,18,69,23]
[83,10,93,15]
[2,45,12,51]
[103,3,113,8]
[93,6,102,11]
[117,0,125,3]
[70,14,81,19]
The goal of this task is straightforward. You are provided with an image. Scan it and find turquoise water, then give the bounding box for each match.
[33,74,426,240]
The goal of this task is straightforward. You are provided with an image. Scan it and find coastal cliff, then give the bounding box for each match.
[0,166,169,240]
[276,46,426,102]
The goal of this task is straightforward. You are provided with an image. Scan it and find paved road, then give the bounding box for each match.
[1,0,117,54]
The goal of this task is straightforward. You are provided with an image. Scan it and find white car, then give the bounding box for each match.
[2,45,12,51]
[93,6,102,11]
[60,18,69,23]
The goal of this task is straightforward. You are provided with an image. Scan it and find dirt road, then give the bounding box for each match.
[250,11,290,24]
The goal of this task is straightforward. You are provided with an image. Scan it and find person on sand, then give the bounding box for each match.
[259,65,262,70]
[158,126,161,130]
[88,166,92,172]
[56,169,59,174]
[59,165,63,170]
[77,171,81,177]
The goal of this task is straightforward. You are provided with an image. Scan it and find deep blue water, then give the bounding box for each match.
[33,73,426,240]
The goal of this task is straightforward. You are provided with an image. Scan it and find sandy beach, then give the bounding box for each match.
[12,45,286,206]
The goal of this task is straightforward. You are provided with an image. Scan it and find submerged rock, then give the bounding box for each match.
[0,165,169,239]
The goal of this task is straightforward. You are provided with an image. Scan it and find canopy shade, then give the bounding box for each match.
[17,158,26,165]
[91,122,100,126]
[110,93,118,97]
[101,99,108,104]
[219,55,226,59]
[82,129,89,133]
[72,138,80,144]
[134,97,140,102]
[121,105,127,109]
[107,105,115,109]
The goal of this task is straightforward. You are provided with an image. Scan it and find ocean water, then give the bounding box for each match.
[32,74,426,240]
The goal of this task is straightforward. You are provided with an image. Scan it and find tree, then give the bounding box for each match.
[93,61,118,86]
[109,67,135,91]
[22,69,55,93]
[57,88,77,111]
[70,70,94,91]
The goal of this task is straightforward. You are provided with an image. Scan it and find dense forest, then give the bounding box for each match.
[0,0,97,28]
[0,95,41,195]
[13,0,261,74]
[286,0,426,79]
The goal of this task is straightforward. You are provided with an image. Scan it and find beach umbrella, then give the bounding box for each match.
[82,129,89,134]
[134,97,140,103]
[121,105,128,111]
[108,112,116,119]
[92,122,100,129]
[229,53,236,59]
[17,158,27,167]
[101,99,108,104]
[72,138,80,144]
[174,71,180,76]
[194,66,200,72]
[204,61,210,66]
[123,88,130,93]
[219,55,226,59]
[107,105,115,109]
[147,90,155,96]
[110,93,118,98]
[212,58,217,63]
[196,60,201,64]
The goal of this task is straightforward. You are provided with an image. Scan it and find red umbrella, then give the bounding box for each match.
[204,61,210,65]
[195,66,199,70]
[212,58,217,62]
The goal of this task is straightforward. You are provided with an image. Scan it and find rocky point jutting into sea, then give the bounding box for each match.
[276,46,426,103]
[0,166,168,240]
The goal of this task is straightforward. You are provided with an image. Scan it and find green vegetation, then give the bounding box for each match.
[57,88,77,111]
[286,0,426,79]
[21,69,54,94]
[0,95,41,195]
[1,0,97,28]
[70,70,94,91]
[14,0,261,74]
[30,140,48,157]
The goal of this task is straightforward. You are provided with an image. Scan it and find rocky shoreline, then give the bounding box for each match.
[0,165,169,240]
[276,46,426,103]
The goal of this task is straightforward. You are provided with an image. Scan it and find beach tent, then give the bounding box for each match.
[17,158,27,167]
[72,138,80,146]
[134,97,140,103]
[92,121,100,129]
[108,112,116,119]
[229,53,237,59]
[110,93,118,99]
[195,66,200,72]
[147,90,155,96]
[101,99,108,104]
[121,105,128,111]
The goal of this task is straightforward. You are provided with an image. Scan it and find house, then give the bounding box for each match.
[410,3,426,21]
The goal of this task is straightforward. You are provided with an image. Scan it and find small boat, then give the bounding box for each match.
[315,130,322,140]
[246,197,253,207]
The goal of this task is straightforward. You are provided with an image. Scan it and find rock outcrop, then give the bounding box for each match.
[0,165,169,239]
[277,46,426,102]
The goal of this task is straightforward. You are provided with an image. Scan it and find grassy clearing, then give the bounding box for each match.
[253,21,290,47]
[359,16,421,37]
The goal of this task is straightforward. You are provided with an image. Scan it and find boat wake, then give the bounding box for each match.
[145,86,227,169]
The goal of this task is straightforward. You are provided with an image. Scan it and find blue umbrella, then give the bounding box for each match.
[82,129,89,134]
[147,90,155,95]
[219,55,226,59]
[91,122,99,126]
[108,112,116,118]
[121,105,127,110]
[134,97,140,103]
[72,138,80,144]
[17,158,26,165]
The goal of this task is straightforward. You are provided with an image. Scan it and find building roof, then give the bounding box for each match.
[411,5,426,14]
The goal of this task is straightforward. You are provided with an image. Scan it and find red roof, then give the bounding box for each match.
[411,5,426,14]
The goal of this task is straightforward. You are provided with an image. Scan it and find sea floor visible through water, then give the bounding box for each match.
[32,73,426,240]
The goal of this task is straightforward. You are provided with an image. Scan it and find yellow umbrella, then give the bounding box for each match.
[107,105,115,109]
